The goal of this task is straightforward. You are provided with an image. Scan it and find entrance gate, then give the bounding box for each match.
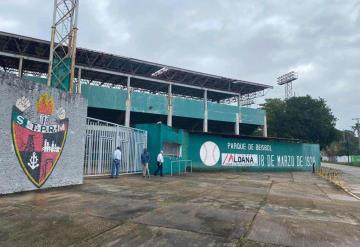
[84,117,147,176]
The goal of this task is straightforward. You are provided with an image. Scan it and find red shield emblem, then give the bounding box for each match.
[11,93,69,188]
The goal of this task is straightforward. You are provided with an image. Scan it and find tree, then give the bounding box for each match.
[324,130,360,156]
[352,122,360,153]
[261,98,288,137]
[261,95,337,149]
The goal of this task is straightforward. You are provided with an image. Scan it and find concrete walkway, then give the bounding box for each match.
[322,162,360,199]
[1,172,360,246]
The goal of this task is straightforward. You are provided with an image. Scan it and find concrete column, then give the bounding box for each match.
[203,90,208,133]
[167,83,173,127]
[236,94,241,135]
[235,113,240,135]
[77,68,82,94]
[18,57,23,78]
[263,114,268,137]
[125,77,131,127]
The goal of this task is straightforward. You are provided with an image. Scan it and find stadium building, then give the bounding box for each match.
[0,31,270,135]
[0,31,320,179]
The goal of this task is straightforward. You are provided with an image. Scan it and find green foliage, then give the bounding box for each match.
[261,95,337,149]
[324,130,360,156]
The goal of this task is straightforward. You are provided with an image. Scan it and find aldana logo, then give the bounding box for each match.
[199,141,220,166]
[222,153,258,166]
[11,93,69,188]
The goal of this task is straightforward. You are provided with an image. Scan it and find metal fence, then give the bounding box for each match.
[170,160,193,176]
[317,167,343,184]
[84,117,147,176]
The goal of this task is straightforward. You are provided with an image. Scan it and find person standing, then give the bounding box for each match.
[111,147,121,178]
[154,150,164,177]
[141,148,150,178]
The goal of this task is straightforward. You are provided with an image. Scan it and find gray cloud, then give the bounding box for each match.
[0,0,359,129]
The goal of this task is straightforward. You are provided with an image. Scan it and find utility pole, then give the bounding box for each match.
[47,0,79,93]
[353,118,360,152]
[343,130,350,163]
[346,131,350,163]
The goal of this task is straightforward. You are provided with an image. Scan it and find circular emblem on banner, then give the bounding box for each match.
[200,141,220,166]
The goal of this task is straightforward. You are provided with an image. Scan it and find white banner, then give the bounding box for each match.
[221,153,258,166]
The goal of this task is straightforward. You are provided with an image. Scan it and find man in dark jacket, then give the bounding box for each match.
[141,148,150,178]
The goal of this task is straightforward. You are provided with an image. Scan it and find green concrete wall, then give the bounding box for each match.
[81,84,127,110]
[25,76,265,126]
[81,84,265,125]
[24,75,47,85]
[352,155,360,164]
[188,133,320,172]
[137,124,320,174]
[135,124,188,175]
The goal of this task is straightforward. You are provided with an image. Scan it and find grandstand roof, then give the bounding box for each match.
[0,31,272,100]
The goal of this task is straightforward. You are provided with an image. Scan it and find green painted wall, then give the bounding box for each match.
[137,124,320,174]
[135,124,188,175]
[81,84,265,125]
[24,75,47,85]
[173,97,203,119]
[352,155,360,164]
[81,84,127,110]
[132,91,168,115]
[188,133,320,172]
[25,76,265,126]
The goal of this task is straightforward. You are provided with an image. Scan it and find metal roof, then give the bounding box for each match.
[0,31,272,100]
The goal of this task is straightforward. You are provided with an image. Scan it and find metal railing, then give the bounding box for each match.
[170,160,193,176]
[84,117,147,176]
[317,166,360,201]
[317,167,343,184]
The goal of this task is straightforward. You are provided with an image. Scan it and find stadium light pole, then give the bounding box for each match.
[277,71,298,99]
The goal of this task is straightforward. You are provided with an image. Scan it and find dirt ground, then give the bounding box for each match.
[1,171,360,247]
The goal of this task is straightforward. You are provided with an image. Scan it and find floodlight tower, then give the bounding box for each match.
[47,0,79,93]
[277,71,298,99]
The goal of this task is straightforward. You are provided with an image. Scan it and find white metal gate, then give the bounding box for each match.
[84,117,147,176]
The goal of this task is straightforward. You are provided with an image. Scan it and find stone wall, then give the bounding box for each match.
[0,71,87,194]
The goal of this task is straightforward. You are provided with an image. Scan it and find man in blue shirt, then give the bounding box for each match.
[141,148,150,178]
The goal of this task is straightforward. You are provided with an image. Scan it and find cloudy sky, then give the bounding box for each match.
[0,0,359,130]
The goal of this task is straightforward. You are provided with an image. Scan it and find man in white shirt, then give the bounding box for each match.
[111,147,121,178]
[154,150,164,177]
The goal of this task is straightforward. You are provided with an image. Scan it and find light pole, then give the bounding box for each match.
[344,130,350,163]
[277,71,298,99]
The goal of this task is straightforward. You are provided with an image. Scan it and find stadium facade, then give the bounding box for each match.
[0,31,270,135]
[0,31,320,178]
